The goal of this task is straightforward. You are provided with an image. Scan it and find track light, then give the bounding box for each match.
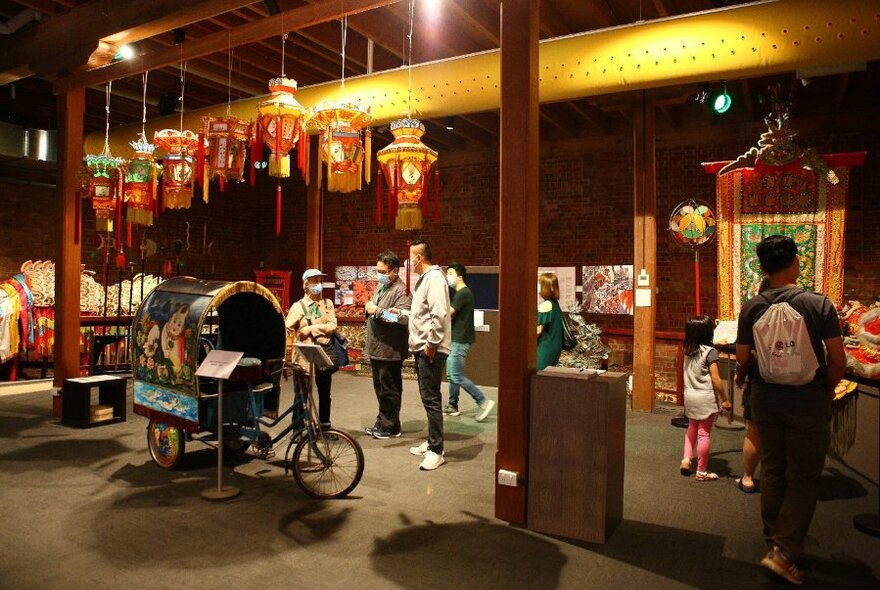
[173,28,185,45]
[264,0,280,15]
[113,44,135,61]
[445,116,454,130]
[712,81,732,114]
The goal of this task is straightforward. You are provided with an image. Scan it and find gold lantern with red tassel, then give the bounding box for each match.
[84,151,124,232]
[201,114,252,199]
[123,133,158,228]
[255,77,309,235]
[376,118,438,230]
[154,129,201,210]
[309,99,372,193]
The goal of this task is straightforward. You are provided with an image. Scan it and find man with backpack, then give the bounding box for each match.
[735,234,846,585]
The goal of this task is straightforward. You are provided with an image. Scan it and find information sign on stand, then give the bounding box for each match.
[196,350,244,501]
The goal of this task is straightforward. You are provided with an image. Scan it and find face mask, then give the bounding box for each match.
[309,283,323,295]
[446,275,457,288]
[377,273,390,285]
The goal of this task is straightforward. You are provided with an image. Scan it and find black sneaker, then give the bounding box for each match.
[364,426,377,436]
[371,427,402,440]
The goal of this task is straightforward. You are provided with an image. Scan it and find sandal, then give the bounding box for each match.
[735,478,758,493]
[695,471,719,481]
[680,459,693,476]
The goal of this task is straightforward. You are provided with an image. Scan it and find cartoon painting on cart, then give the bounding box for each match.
[582,265,634,315]
[133,294,210,396]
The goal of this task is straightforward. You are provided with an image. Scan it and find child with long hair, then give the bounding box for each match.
[680,315,732,481]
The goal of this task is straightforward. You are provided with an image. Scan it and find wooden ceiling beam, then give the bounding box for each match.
[0,0,261,81]
[9,0,66,16]
[651,0,670,18]
[834,73,850,111]
[586,0,619,28]
[539,1,572,38]
[54,0,404,94]
[446,0,499,47]
[539,107,575,138]
[563,100,610,134]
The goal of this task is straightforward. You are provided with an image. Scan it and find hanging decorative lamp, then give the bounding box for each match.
[123,133,158,227]
[85,82,124,232]
[309,17,372,194]
[376,118,438,230]
[310,100,372,193]
[374,2,439,230]
[201,114,252,194]
[153,129,200,210]
[255,77,308,180]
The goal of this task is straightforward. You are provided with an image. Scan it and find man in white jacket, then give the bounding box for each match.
[395,239,451,470]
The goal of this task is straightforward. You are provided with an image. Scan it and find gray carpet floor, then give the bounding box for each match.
[0,373,877,589]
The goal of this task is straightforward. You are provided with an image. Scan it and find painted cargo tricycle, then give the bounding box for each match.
[131,277,364,498]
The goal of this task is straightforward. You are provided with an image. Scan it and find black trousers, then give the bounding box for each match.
[371,359,404,432]
[414,350,447,454]
[315,372,332,426]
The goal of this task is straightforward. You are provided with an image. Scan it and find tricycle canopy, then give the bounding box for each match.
[131,277,285,428]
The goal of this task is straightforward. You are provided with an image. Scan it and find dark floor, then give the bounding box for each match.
[0,373,877,589]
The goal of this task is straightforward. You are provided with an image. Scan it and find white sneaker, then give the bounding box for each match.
[476,399,495,422]
[419,450,445,471]
[409,441,429,456]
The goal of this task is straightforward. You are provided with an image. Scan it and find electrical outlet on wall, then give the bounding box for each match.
[637,269,650,287]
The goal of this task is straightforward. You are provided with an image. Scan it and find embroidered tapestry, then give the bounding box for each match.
[705,154,862,320]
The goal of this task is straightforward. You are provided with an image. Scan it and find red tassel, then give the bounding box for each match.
[276,181,282,236]
[274,116,281,172]
[390,168,398,223]
[375,169,383,225]
[433,167,440,223]
[420,179,429,219]
[74,191,81,245]
[219,175,226,193]
[126,222,132,248]
[115,194,123,249]
[196,132,205,188]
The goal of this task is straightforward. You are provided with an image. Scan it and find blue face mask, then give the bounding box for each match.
[377,273,390,285]
[309,283,323,296]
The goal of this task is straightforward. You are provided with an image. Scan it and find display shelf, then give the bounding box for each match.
[61,375,128,428]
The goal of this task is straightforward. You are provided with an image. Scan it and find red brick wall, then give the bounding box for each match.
[0,180,60,274]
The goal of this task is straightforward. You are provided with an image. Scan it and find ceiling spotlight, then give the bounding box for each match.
[173,28,185,45]
[712,81,731,114]
[445,116,454,130]
[263,0,280,15]
[114,44,136,61]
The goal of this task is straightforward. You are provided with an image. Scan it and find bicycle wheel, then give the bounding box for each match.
[292,428,364,499]
[147,419,185,469]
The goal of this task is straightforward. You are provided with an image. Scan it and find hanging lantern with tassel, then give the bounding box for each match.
[255,77,309,236]
[376,118,438,230]
[153,129,201,210]
[122,133,158,228]
[201,114,252,198]
[309,100,372,193]
[84,151,124,232]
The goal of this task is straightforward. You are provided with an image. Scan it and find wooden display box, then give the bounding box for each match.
[527,369,627,544]
[61,375,127,428]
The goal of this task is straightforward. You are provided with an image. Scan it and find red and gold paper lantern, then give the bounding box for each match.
[154,129,201,210]
[255,77,309,236]
[309,99,372,193]
[376,118,438,230]
[201,114,252,195]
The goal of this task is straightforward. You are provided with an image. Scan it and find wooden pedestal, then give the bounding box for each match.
[527,369,627,544]
[61,375,127,428]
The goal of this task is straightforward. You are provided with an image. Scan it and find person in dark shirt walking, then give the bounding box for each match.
[443,263,495,422]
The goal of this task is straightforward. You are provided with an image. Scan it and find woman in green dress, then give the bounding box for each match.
[537,272,564,371]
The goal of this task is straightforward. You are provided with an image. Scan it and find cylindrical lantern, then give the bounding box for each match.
[376,118,438,230]
[84,153,124,231]
[309,100,372,193]
[123,133,157,226]
[154,129,200,210]
[255,78,308,179]
[202,114,252,186]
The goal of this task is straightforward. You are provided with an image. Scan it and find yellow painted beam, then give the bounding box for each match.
[89,0,880,154]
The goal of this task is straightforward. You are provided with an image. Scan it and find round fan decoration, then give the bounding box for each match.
[669,199,717,248]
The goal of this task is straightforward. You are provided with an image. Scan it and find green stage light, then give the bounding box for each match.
[713,82,731,113]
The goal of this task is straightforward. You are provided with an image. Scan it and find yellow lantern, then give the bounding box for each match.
[309,99,372,193]
[154,129,200,210]
[255,77,308,180]
[123,133,158,228]
[376,118,438,230]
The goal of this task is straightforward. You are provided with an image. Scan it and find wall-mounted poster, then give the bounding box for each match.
[538,266,578,312]
[582,265,634,315]
[334,266,378,319]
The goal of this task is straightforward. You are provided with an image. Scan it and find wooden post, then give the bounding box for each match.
[54,88,85,387]
[305,135,322,269]
[631,94,657,412]
[495,0,540,524]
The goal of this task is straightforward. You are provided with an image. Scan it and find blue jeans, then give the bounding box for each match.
[446,341,486,408]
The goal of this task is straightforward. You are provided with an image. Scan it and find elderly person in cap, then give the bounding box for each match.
[286,268,338,428]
